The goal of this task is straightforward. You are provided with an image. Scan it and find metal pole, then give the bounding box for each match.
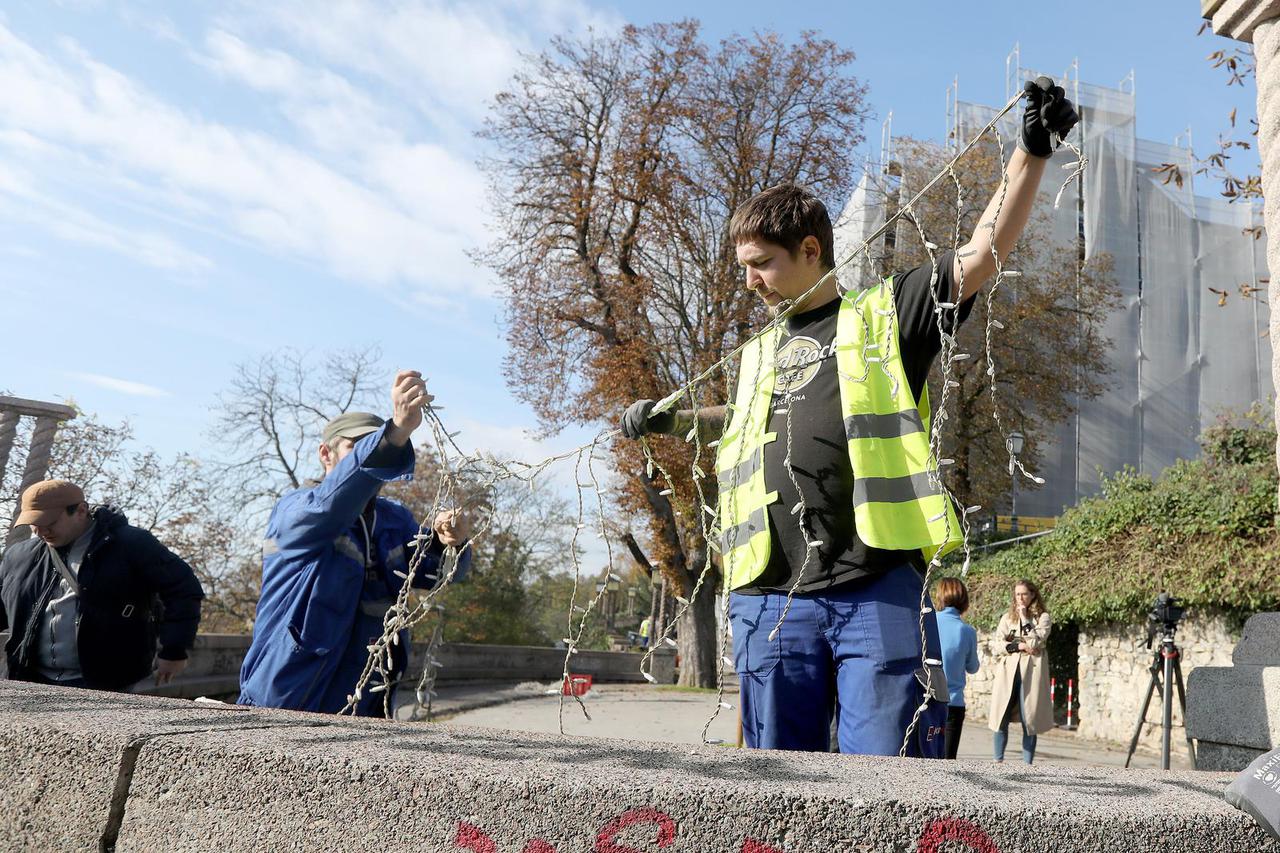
[1173,654,1197,769]
[1010,467,1018,536]
[1161,640,1175,770]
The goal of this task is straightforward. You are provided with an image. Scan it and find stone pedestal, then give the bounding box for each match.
[1187,612,1280,769]
[649,646,677,684]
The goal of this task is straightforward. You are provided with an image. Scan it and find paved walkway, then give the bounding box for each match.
[444,683,1193,769]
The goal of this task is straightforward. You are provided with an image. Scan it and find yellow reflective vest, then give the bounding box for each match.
[715,279,962,590]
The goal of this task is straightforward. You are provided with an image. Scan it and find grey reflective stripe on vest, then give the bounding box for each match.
[718,505,767,553]
[335,534,366,565]
[360,598,395,618]
[262,538,279,557]
[386,544,407,571]
[717,447,764,490]
[843,409,925,441]
[852,471,940,506]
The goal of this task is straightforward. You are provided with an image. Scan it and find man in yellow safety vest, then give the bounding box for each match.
[620,78,1077,755]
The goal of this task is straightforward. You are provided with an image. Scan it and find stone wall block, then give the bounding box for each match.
[1186,665,1280,749]
[1236,613,1280,665]
[0,681,1274,853]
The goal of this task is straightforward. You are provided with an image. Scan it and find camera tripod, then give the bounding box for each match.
[1123,626,1196,771]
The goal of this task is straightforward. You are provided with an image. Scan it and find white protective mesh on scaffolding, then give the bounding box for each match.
[838,70,1273,519]
[832,169,887,292]
[1197,194,1274,416]
[1077,79,1141,500]
[1135,137,1202,470]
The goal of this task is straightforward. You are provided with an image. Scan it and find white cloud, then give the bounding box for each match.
[0,163,212,273]
[200,29,398,154]
[231,0,623,128]
[68,372,170,397]
[0,22,487,296]
[0,2,624,302]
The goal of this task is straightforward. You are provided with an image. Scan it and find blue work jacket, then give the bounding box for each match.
[237,423,469,714]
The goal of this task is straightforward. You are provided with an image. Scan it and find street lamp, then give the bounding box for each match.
[1006,430,1024,536]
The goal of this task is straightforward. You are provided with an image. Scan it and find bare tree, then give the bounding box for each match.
[209,346,384,513]
[480,21,869,684]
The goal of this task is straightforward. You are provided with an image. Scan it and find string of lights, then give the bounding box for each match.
[333,87,1086,761]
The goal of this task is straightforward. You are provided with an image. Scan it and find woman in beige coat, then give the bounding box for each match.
[988,579,1054,763]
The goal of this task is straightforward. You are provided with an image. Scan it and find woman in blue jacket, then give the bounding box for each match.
[933,577,980,759]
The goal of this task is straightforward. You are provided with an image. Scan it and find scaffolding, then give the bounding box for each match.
[835,60,1272,517]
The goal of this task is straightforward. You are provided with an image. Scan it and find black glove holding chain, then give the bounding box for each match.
[1018,76,1080,158]
[621,399,675,439]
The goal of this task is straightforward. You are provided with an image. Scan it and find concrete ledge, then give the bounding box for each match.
[0,395,77,420]
[1186,665,1280,749]
[0,683,306,850]
[0,683,1276,852]
[1204,0,1280,42]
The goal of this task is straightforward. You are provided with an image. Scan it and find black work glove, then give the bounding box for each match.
[1018,76,1079,158]
[620,399,675,439]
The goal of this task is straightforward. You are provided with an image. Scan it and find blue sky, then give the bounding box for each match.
[0,0,1256,478]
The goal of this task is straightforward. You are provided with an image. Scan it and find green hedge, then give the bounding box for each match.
[957,408,1279,631]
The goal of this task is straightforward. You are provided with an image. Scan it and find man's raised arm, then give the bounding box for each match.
[953,77,1079,303]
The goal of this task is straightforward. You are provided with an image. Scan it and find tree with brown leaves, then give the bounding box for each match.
[479,21,869,685]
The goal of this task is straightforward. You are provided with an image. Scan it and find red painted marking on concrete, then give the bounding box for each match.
[522,842,557,853]
[455,821,498,853]
[916,817,999,853]
[595,807,678,853]
[453,812,997,853]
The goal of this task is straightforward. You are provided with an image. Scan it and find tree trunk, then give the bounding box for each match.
[676,574,720,687]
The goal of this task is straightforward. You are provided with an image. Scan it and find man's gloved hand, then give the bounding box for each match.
[1018,76,1080,158]
[620,399,675,439]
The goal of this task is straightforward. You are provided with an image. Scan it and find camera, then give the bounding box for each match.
[1144,592,1185,647]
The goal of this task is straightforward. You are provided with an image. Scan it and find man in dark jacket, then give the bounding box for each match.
[0,479,204,690]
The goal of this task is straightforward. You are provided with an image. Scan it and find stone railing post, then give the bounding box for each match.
[1203,0,1280,507]
[0,396,77,547]
[0,410,19,489]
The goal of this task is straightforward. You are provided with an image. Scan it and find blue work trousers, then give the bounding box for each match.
[729,563,946,757]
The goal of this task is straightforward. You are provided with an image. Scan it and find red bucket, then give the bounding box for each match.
[562,674,594,696]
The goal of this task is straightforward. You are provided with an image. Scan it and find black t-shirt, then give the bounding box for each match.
[744,252,972,595]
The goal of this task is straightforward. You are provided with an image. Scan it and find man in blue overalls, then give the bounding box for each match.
[239,369,471,716]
